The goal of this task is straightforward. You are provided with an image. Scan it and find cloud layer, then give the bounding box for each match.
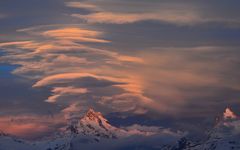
[66,0,240,26]
[0,25,154,122]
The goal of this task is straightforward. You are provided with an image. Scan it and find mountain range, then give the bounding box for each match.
[0,108,239,150]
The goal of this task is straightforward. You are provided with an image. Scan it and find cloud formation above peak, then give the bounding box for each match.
[0,25,153,121]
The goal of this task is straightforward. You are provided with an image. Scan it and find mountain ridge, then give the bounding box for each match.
[0,107,239,150]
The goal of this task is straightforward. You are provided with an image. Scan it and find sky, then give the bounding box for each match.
[0,0,240,140]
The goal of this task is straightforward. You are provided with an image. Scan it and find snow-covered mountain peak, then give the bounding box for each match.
[82,108,109,125]
[85,108,101,117]
[65,108,127,139]
[211,108,239,136]
[214,107,238,127]
[223,107,237,120]
[181,108,240,150]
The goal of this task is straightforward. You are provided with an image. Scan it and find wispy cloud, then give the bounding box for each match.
[65,2,100,11]
[98,93,160,114]
[0,25,150,119]
[0,115,64,139]
[47,86,88,103]
[67,1,201,25]
[71,12,201,25]
[32,73,119,87]
[66,1,240,26]
[41,27,110,43]
[0,0,240,140]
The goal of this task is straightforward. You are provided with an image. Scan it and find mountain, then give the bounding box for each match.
[65,108,127,139]
[183,108,240,150]
[0,108,183,150]
[0,108,239,150]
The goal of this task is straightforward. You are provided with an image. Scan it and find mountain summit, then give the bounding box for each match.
[223,107,237,120]
[66,108,126,139]
[81,108,110,126]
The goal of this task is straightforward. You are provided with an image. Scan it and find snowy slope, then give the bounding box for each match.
[0,133,34,150]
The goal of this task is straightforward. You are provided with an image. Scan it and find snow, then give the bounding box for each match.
[0,108,239,150]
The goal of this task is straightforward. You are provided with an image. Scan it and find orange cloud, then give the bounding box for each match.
[65,2,100,10]
[67,1,240,26]
[68,1,201,25]
[0,115,64,139]
[0,25,154,117]
[116,55,145,64]
[47,86,88,103]
[0,41,37,48]
[42,27,110,43]
[0,123,49,138]
[33,73,108,87]
[33,72,144,94]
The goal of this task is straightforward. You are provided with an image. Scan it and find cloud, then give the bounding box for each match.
[0,0,240,140]
[71,12,200,25]
[99,93,148,113]
[32,71,145,100]
[134,46,240,116]
[98,93,164,114]
[67,1,240,26]
[47,86,88,103]
[32,72,160,114]
[1,30,240,117]
[67,1,202,25]
[0,41,36,48]
[114,55,144,64]
[65,2,100,11]
[0,25,150,118]
[61,102,86,120]
[0,27,144,65]
[0,26,144,74]
[124,124,185,137]
[0,115,64,139]
[32,73,124,88]
[1,8,240,123]
[42,27,110,43]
